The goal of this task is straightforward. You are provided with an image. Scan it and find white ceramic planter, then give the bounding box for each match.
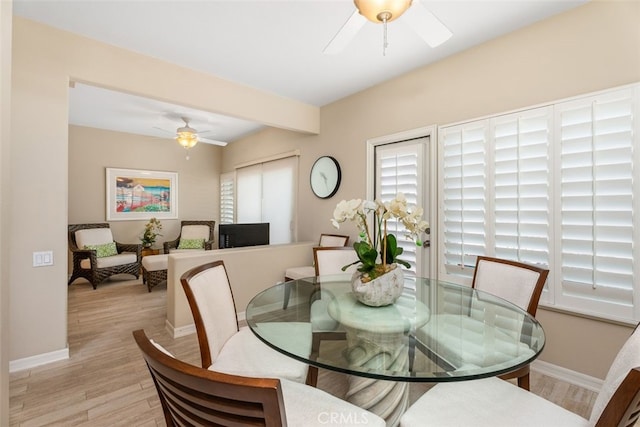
[351,264,404,307]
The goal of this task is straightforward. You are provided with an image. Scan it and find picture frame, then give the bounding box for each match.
[106,168,178,221]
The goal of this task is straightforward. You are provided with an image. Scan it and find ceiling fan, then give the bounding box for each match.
[154,117,228,159]
[324,0,452,55]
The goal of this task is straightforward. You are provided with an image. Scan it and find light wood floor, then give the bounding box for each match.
[10,277,598,426]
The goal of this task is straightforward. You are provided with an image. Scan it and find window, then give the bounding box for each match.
[439,84,640,323]
[375,139,427,282]
[235,155,298,244]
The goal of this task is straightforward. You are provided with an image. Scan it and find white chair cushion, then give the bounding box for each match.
[310,282,350,332]
[310,299,338,331]
[474,260,541,312]
[415,313,535,369]
[181,225,210,240]
[589,325,640,423]
[75,228,114,248]
[209,324,311,384]
[80,252,137,269]
[150,339,174,357]
[188,265,240,361]
[141,254,168,271]
[281,378,386,427]
[400,377,589,427]
[285,266,315,280]
[318,234,349,247]
[315,249,359,276]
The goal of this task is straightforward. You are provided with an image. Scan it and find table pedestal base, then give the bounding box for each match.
[343,327,410,427]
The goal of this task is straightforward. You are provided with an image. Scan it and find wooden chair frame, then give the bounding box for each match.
[595,367,640,427]
[132,329,287,426]
[67,223,142,289]
[471,256,549,390]
[307,246,357,386]
[282,233,349,309]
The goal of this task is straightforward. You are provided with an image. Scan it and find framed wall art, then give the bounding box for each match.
[106,168,178,221]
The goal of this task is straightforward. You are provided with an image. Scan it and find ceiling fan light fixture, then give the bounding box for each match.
[354,0,412,23]
[176,131,198,149]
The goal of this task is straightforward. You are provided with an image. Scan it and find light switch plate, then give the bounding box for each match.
[33,251,53,267]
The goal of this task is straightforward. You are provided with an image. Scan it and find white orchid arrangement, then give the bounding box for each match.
[331,193,429,281]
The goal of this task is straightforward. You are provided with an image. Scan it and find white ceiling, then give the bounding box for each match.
[13,0,589,144]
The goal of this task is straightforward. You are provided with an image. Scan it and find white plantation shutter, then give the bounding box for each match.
[493,109,552,270]
[375,139,426,282]
[440,121,488,281]
[219,172,234,225]
[555,88,638,320]
[438,83,640,322]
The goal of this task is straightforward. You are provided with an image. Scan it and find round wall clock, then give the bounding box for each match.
[310,156,341,199]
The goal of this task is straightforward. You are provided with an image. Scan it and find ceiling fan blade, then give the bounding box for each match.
[323,10,367,55]
[152,126,174,134]
[199,137,228,147]
[404,2,452,48]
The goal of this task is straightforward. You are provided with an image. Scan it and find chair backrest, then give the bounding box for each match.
[69,223,112,249]
[180,220,215,240]
[181,225,211,240]
[313,246,360,276]
[472,256,549,316]
[132,329,287,426]
[319,233,350,247]
[180,260,240,368]
[590,325,640,426]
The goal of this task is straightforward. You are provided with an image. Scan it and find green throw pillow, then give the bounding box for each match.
[178,238,205,250]
[84,242,118,258]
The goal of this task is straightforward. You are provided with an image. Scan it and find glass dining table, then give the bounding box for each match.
[246,275,545,427]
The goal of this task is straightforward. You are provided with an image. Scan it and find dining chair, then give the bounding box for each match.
[133,329,386,427]
[400,324,640,427]
[180,260,312,384]
[307,246,360,386]
[414,256,549,390]
[282,233,349,309]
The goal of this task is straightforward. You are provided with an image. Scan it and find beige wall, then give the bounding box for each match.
[68,125,222,251]
[1,0,12,424]
[166,242,315,333]
[224,0,640,379]
[9,15,319,364]
[6,0,640,389]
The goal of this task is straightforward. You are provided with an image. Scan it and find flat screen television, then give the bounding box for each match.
[218,223,270,249]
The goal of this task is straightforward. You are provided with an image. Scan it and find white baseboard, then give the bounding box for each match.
[165,319,196,338]
[9,347,69,373]
[532,360,603,393]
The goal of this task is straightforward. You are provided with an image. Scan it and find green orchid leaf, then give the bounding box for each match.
[382,234,399,264]
[396,258,411,269]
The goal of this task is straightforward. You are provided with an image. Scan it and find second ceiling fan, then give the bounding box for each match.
[324,0,452,55]
[155,117,228,159]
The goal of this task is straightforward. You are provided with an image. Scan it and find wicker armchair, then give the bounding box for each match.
[163,220,215,254]
[68,223,142,289]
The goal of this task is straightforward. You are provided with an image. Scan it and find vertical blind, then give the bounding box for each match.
[235,156,297,244]
[439,84,639,322]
